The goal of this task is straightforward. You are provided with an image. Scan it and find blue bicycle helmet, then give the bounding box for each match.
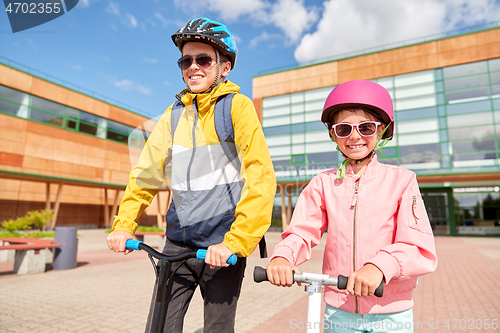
[172,18,238,69]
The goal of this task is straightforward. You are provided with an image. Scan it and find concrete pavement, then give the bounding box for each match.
[0,230,499,332]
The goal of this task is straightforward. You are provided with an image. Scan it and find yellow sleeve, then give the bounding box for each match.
[111,106,173,234]
[222,94,276,256]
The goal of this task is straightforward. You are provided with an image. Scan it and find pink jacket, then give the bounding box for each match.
[270,155,438,314]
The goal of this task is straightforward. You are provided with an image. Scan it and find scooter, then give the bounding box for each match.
[125,239,237,333]
[254,266,383,333]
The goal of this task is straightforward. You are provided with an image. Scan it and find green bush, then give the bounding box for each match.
[0,209,53,232]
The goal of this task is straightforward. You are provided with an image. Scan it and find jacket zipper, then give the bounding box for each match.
[184,99,199,242]
[351,177,361,314]
[412,195,419,224]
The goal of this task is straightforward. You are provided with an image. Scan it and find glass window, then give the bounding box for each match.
[304,86,332,102]
[451,139,495,154]
[272,157,291,166]
[0,84,28,104]
[292,133,305,144]
[305,131,327,143]
[306,141,336,154]
[489,72,500,85]
[31,96,65,115]
[79,111,101,126]
[29,109,63,126]
[266,134,291,147]
[397,118,438,134]
[376,77,393,89]
[292,144,304,154]
[65,107,80,119]
[291,92,304,104]
[399,143,440,156]
[398,131,440,146]
[305,111,322,122]
[269,145,291,157]
[379,158,399,165]
[446,99,491,115]
[263,124,289,136]
[0,99,28,117]
[291,103,304,113]
[489,58,500,72]
[305,121,325,132]
[264,115,290,127]
[447,111,492,128]
[291,123,304,133]
[307,152,337,164]
[394,70,434,87]
[448,125,495,141]
[395,82,435,99]
[443,61,488,79]
[263,105,290,118]
[292,155,304,163]
[380,147,396,157]
[263,94,290,108]
[395,95,436,111]
[400,155,440,166]
[107,130,128,143]
[79,122,98,135]
[396,106,437,121]
[304,100,324,112]
[444,74,489,91]
[291,113,305,124]
[446,88,490,104]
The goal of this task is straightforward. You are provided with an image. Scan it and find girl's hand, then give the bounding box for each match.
[346,264,384,297]
[106,230,134,255]
[266,257,300,287]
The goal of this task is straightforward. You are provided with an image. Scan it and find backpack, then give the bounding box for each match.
[170,93,268,258]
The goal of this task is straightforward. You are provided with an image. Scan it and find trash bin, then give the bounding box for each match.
[53,227,78,270]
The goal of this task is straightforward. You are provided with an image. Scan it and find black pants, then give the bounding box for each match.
[145,238,247,333]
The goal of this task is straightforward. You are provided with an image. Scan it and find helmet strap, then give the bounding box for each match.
[177,50,223,99]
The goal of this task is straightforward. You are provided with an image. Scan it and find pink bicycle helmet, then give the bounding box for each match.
[321,80,394,139]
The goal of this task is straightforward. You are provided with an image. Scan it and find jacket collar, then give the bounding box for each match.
[180,80,240,115]
[343,154,381,179]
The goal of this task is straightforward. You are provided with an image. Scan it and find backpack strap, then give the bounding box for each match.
[170,100,185,135]
[213,93,241,173]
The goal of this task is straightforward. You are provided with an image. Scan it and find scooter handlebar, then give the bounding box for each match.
[253,266,383,297]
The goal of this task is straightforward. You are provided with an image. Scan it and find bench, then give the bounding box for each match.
[134,231,165,249]
[0,237,60,274]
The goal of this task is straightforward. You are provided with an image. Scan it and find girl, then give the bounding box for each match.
[266,80,437,332]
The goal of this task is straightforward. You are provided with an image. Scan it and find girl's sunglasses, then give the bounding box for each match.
[177,54,214,70]
[331,121,382,138]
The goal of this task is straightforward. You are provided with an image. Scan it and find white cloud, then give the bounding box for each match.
[173,0,318,45]
[294,0,500,63]
[80,0,90,7]
[144,58,158,64]
[105,1,119,15]
[268,0,319,43]
[125,13,138,28]
[66,64,82,70]
[155,12,170,27]
[250,31,282,48]
[173,0,267,21]
[115,79,152,95]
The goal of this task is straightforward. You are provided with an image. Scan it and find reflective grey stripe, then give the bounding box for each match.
[172,181,244,227]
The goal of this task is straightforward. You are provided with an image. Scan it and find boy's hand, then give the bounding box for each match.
[106,230,134,255]
[266,257,300,287]
[346,263,383,297]
[205,243,233,269]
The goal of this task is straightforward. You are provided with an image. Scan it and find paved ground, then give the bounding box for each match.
[0,230,499,332]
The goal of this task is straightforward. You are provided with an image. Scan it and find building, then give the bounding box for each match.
[253,25,500,236]
[0,58,169,229]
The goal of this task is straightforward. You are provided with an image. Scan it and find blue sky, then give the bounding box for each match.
[1,0,499,119]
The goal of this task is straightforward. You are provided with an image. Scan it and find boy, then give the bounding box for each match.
[107,18,276,333]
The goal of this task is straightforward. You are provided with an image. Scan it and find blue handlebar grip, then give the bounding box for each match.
[196,249,237,265]
[125,239,143,251]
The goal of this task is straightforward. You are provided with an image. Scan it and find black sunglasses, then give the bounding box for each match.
[177,54,214,70]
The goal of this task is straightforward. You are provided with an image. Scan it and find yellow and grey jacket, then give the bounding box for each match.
[112,81,276,257]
